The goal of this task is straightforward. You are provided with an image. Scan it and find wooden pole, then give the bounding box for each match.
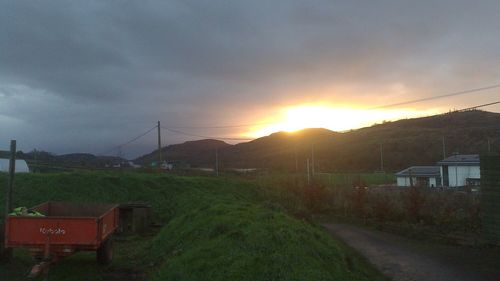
[215,148,219,177]
[409,167,413,187]
[5,140,16,218]
[295,146,298,173]
[2,140,16,261]
[307,158,310,185]
[380,143,384,172]
[311,144,315,176]
[157,121,162,169]
[442,136,446,159]
[34,149,38,173]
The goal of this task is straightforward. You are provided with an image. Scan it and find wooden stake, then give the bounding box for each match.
[5,140,16,218]
[2,140,16,261]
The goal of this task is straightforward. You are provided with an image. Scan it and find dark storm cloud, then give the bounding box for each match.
[1,0,500,157]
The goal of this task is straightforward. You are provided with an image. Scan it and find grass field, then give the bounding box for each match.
[0,172,387,281]
[254,172,395,188]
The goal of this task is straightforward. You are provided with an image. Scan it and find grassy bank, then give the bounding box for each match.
[0,172,386,281]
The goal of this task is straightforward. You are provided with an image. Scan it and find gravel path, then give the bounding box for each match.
[323,223,499,281]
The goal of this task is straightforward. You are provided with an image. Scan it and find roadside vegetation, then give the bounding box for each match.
[261,174,481,245]
[0,172,387,281]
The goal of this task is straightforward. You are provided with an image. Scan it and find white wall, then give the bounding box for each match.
[447,165,480,187]
[0,159,30,173]
[440,166,444,186]
[429,177,437,187]
[397,177,410,187]
[397,176,439,187]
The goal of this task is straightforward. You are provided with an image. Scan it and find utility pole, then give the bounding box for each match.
[408,168,413,187]
[117,146,122,170]
[488,138,491,152]
[306,158,310,185]
[33,149,38,173]
[311,144,315,176]
[157,121,162,169]
[215,148,219,177]
[295,146,298,173]
[380,143,384,172]
[117,146,122,158]
[442,136,446,159]
[3,140,16,260]
[409,167,413,187]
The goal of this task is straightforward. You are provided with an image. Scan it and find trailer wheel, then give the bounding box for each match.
[97,237,113,265]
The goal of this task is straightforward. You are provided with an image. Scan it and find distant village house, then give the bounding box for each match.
[437,154,480,187]
[396,166,441,187]
[396,154,481,188]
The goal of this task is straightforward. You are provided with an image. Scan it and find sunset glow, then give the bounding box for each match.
[245,105,440,138]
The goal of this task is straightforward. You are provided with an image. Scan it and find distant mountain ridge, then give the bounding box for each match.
[134,139,230,167]
[0,150,125,169]
[135,110,500,172]
[5,110,499,172]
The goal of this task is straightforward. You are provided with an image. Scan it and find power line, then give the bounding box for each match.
[161,127,253,141]
[97,125,157,156]
[455,100,500,112]
[96,86,500,156]
[162,83,500,129]
[165,121,275,129]
[368,83,500,110]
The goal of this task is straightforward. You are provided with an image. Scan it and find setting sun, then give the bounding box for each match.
[244,104,439,138]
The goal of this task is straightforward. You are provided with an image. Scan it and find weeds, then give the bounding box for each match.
[265,175,482,244]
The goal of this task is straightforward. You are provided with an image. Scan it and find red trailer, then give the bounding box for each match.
[4,202,119,275]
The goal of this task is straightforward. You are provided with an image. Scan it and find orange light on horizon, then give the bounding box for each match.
[243,104,439,138]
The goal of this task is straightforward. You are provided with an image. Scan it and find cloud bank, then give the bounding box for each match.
[1,0,499,157]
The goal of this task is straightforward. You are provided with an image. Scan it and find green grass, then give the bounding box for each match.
[0,172,387,281]
[314,172,395,186]
[254,172,395,188]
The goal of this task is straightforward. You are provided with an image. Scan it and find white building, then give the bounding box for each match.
[161,161,174,170]
[437,154,480,187]
[0,159,30,173]
[128,161,141,168]
[396,166,441,187]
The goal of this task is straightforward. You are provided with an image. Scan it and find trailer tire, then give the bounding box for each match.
[97,237,113,265]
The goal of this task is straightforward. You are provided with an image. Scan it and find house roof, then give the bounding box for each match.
[436,154,479,166]
[396,166,441,177]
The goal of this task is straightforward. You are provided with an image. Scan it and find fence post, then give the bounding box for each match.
[5,140,16,218]
[2,140,16,261]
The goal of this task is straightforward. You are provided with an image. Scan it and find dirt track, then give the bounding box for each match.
[323,223,500,281]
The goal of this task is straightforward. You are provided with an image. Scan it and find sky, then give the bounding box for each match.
[1,1,500,159]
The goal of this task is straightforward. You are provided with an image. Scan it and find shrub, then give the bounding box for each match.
[403,187,426,221]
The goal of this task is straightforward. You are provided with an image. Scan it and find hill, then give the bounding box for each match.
[55,153,125,167]
[0,150,126,171]
[320,110,500,171]
[0,172,386,281]
[137,110,500,172]
[134,139,231,167]
[219,128,338,169]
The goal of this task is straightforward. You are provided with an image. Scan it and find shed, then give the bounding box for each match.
[437,154,480,187]
[118,203,152,234]
[396,166,441,187]
[0,159,29,173]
